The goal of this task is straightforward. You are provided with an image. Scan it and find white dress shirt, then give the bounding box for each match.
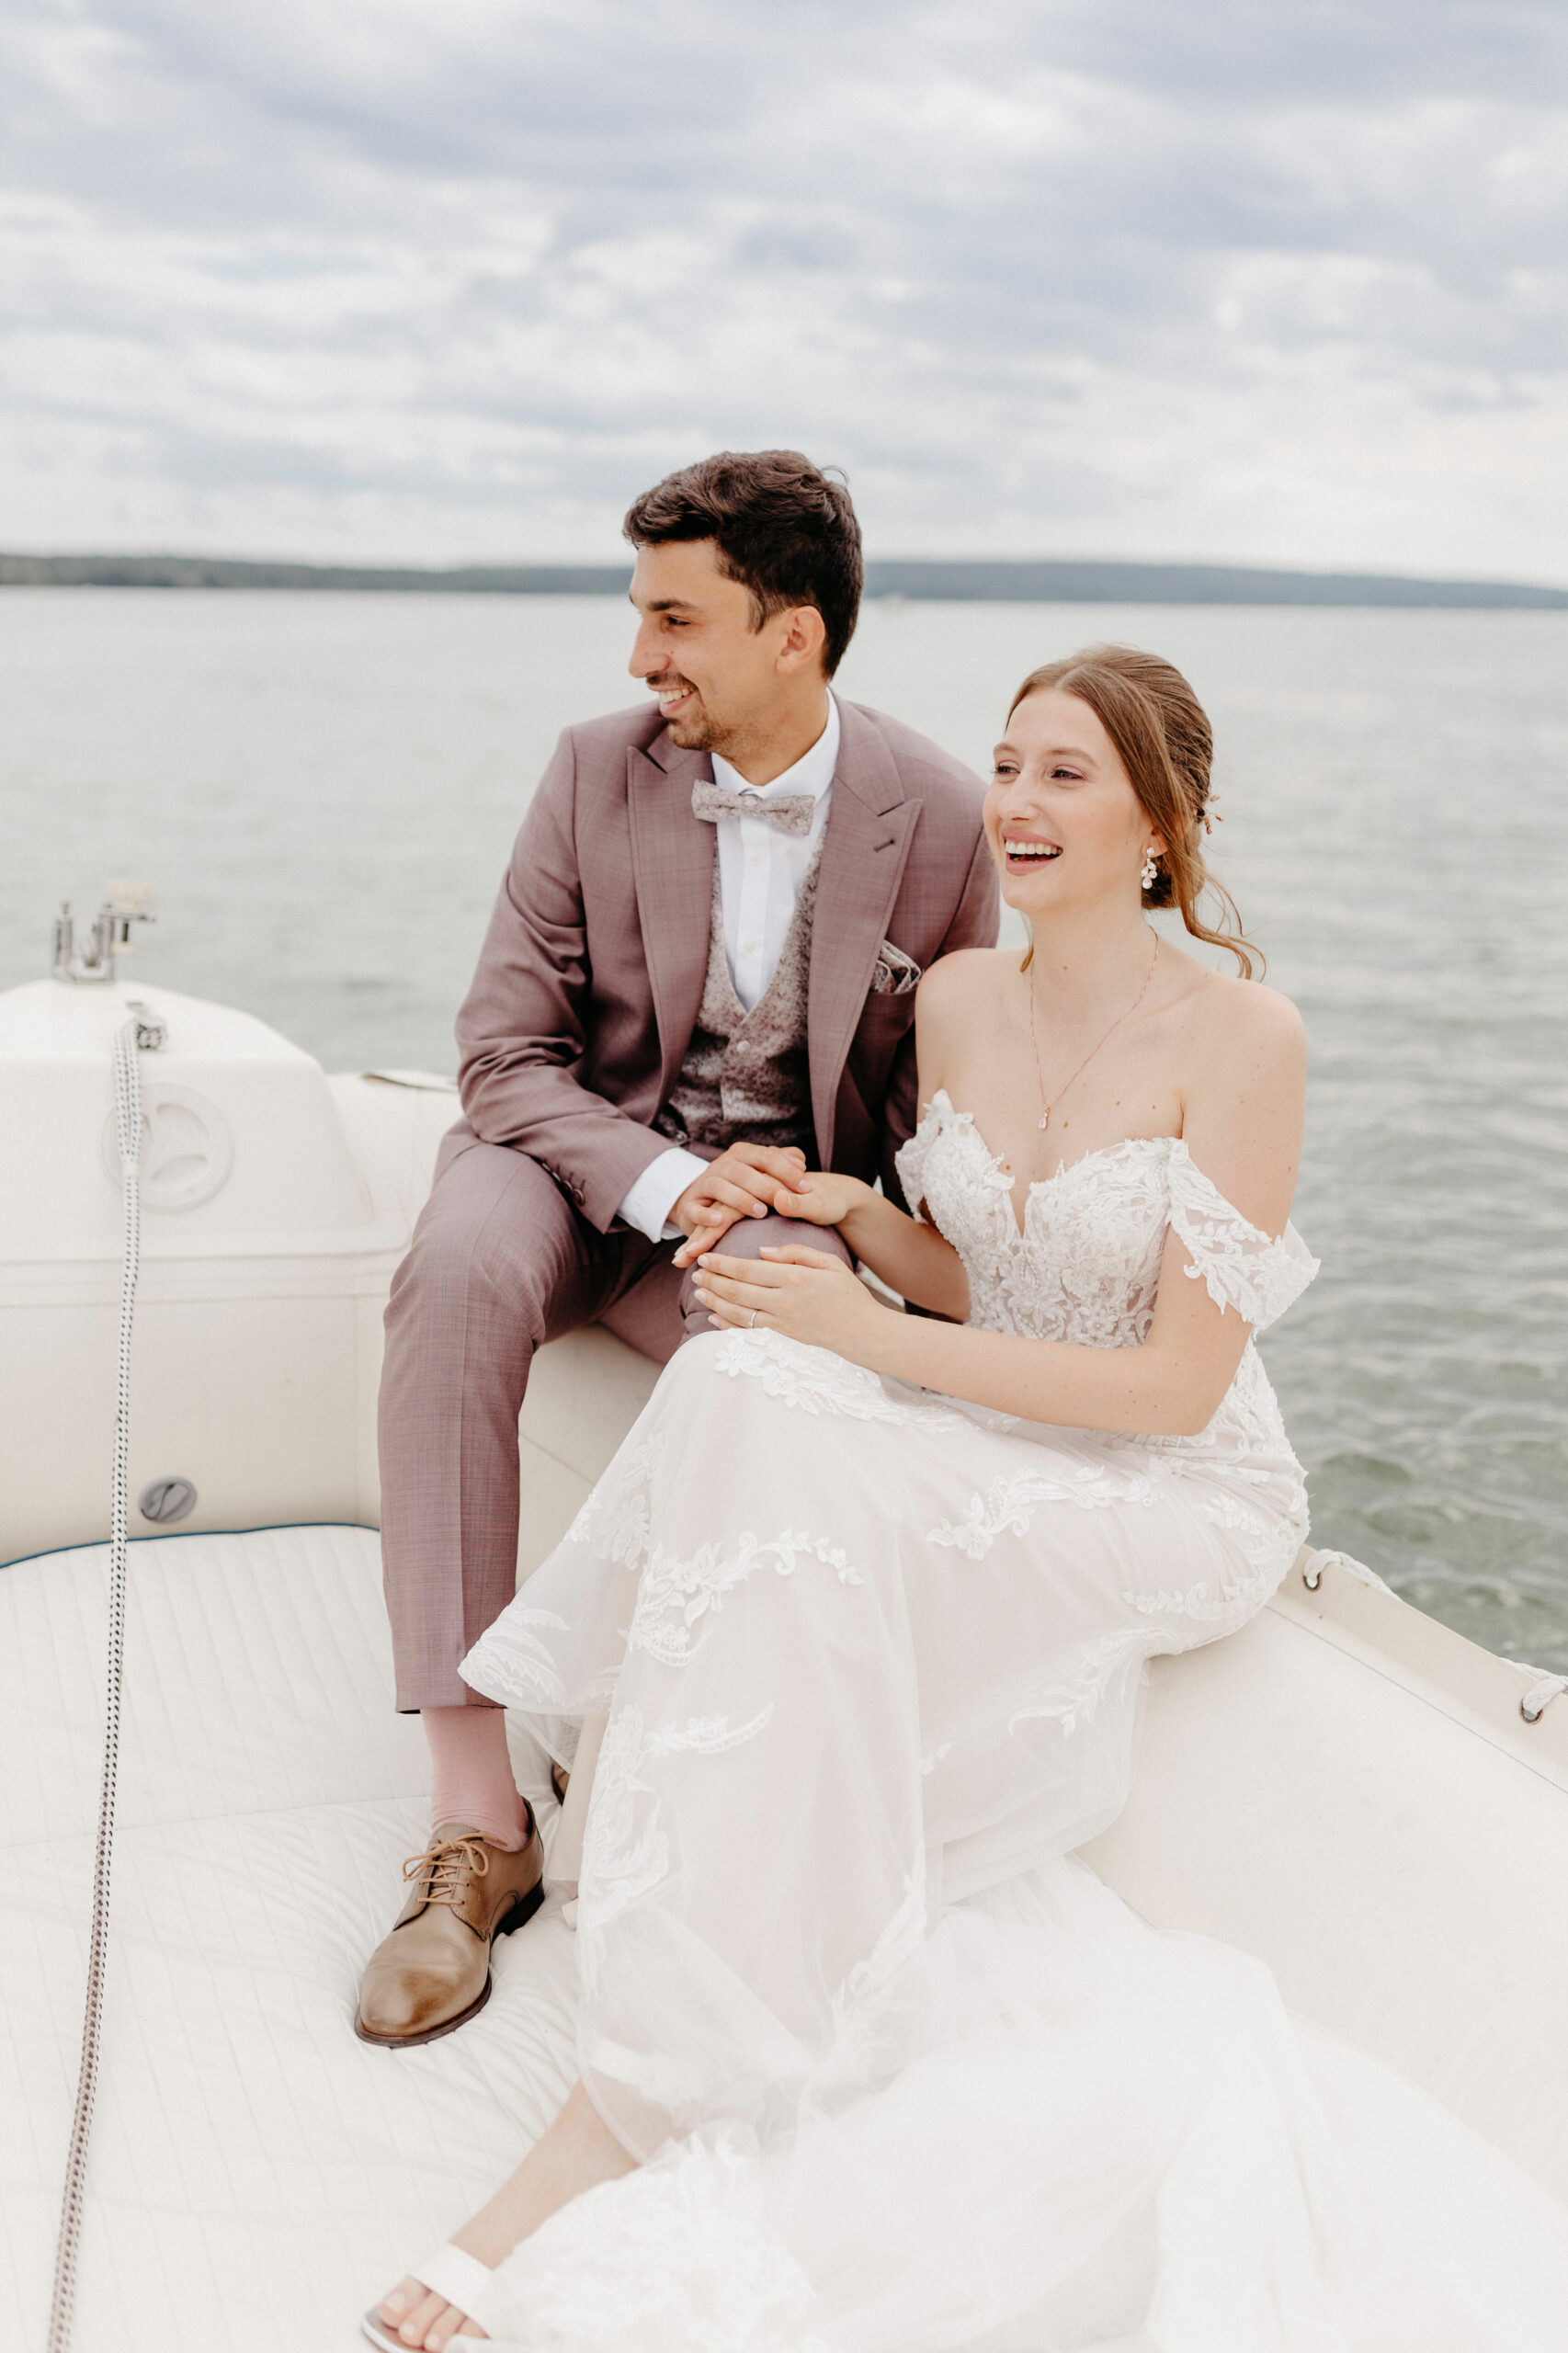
[616,693,841,1244]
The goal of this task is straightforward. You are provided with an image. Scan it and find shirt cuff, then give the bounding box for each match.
[616,1147,710,1245]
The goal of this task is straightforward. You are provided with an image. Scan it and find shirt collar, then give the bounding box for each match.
[711,690,840,806]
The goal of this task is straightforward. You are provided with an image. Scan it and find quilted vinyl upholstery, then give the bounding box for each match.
[0,1527,579,2351]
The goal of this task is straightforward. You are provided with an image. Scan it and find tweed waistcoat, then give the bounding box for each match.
[654,844,823,1159]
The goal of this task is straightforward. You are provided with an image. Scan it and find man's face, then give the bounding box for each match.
[627,539,807,754]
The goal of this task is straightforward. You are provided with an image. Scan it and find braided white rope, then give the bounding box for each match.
[45,1017,146,2353]
[1506,1665,1568,1724]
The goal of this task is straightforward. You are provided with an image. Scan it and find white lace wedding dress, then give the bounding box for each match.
[459,1095,1568,2351]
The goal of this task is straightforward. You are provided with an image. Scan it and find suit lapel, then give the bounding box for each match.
[809,703,919,1165]
[626,733,715,1104]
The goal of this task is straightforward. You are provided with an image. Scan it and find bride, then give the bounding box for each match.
[368,646,1568,2351]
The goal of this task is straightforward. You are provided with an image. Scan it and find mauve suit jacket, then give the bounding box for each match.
[452,697,999,1230]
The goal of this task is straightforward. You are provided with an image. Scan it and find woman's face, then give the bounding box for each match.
[983,688,1160,924]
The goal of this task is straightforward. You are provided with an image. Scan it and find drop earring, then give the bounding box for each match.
[1141,847,1159,892]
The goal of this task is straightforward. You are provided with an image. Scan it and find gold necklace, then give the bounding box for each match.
[1028,931,1160,1132]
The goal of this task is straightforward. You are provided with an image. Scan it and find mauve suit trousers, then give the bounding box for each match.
[378,696,995,1711]
[378,1128,849,1711]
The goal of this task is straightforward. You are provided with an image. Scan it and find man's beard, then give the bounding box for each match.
[664,691,726,755]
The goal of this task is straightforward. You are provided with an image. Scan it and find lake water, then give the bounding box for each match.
[4,589,1565,1667]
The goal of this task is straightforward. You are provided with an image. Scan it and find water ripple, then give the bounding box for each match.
[4,591,1564,1665]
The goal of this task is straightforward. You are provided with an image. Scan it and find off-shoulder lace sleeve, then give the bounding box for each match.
[892,1092,950,1222]
[1166,1144,1319,1331]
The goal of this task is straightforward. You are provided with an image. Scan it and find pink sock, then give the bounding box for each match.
[423,1705,529,1850]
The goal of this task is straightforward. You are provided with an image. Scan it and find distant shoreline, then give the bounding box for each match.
[4,551,1566,610]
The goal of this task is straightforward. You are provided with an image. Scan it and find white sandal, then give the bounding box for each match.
[360,2242,494,2348]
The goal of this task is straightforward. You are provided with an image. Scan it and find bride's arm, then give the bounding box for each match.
[761,1176,970,1319]
[881,977,1308,1433]
[695,982,1306,1438]
[835,1189,973,1318]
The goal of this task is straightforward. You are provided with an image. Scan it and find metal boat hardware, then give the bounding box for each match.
[51,891,156,986]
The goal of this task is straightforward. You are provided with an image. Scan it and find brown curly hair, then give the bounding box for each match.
[1009,643,1261,978]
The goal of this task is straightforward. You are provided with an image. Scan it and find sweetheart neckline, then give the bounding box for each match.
[920,1091,1186,1243]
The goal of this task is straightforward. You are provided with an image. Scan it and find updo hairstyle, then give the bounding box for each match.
[1009,643,1261,978]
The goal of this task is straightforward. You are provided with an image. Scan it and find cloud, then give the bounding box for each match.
[1,0,1565,576]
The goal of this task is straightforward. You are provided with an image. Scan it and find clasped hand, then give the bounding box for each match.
[692,1241,888,1359]
[671,1149,867,1264]
[674,1150,884,1353]
[670,1142,810,1264]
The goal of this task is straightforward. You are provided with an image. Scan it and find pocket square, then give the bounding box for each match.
[870,939,922,995]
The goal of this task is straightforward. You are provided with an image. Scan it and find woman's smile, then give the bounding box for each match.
[1000,831,1062,877]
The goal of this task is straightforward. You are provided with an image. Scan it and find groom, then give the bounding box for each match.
[358,449,997,2047]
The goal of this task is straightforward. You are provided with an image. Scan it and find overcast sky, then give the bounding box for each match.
[3,0,1565,577]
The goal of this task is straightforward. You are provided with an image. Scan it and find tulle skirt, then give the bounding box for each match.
[460,1330,1568,2349]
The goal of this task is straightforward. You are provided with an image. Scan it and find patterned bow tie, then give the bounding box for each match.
[691,779,816,837]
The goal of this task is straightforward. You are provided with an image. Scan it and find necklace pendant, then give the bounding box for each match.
[1038,1108,1051,1131]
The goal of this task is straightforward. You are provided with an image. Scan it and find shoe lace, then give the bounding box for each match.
[402,1835,491,1911]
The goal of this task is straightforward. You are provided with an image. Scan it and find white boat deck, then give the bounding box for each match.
[5,1523,1568,2350]
[1,1526,575,2352]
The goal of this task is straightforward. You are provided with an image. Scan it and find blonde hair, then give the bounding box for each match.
[1009,643,1261,978]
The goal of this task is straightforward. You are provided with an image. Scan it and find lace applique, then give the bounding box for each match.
[580,1706,775,1953]
[567,1430,665,1569]
[570,1665,624,1714]
[649,1710,776,1759]
[457,1074,1323,2313]
[1165,1145,1319,1333]
[1120,1548,1286,1626]
[890,1097,1313,1523]
[579,1706,670,1944]
[1008,1630,1149,1740]
[477,2129,835,2353]
[711,1326,961,1428]
[894,1094,1318,1347]
[459,1603,572,1707]
[928,1459,1158,1557]
[894,1097,1012,1226]
[897,1096,1172,1347]
[628,1529,865,1666]
[1121,1485,1304,1623]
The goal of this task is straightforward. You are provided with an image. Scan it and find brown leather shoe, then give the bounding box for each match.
[355,1817,545,2049]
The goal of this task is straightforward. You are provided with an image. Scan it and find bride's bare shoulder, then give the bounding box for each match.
[1172,949,1306,1075]
[915,949,1016,1057]
[917,947,1017,1016]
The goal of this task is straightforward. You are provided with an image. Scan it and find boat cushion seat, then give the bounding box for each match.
[6,1522,1568,2352]
[0,1526,576,2352]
